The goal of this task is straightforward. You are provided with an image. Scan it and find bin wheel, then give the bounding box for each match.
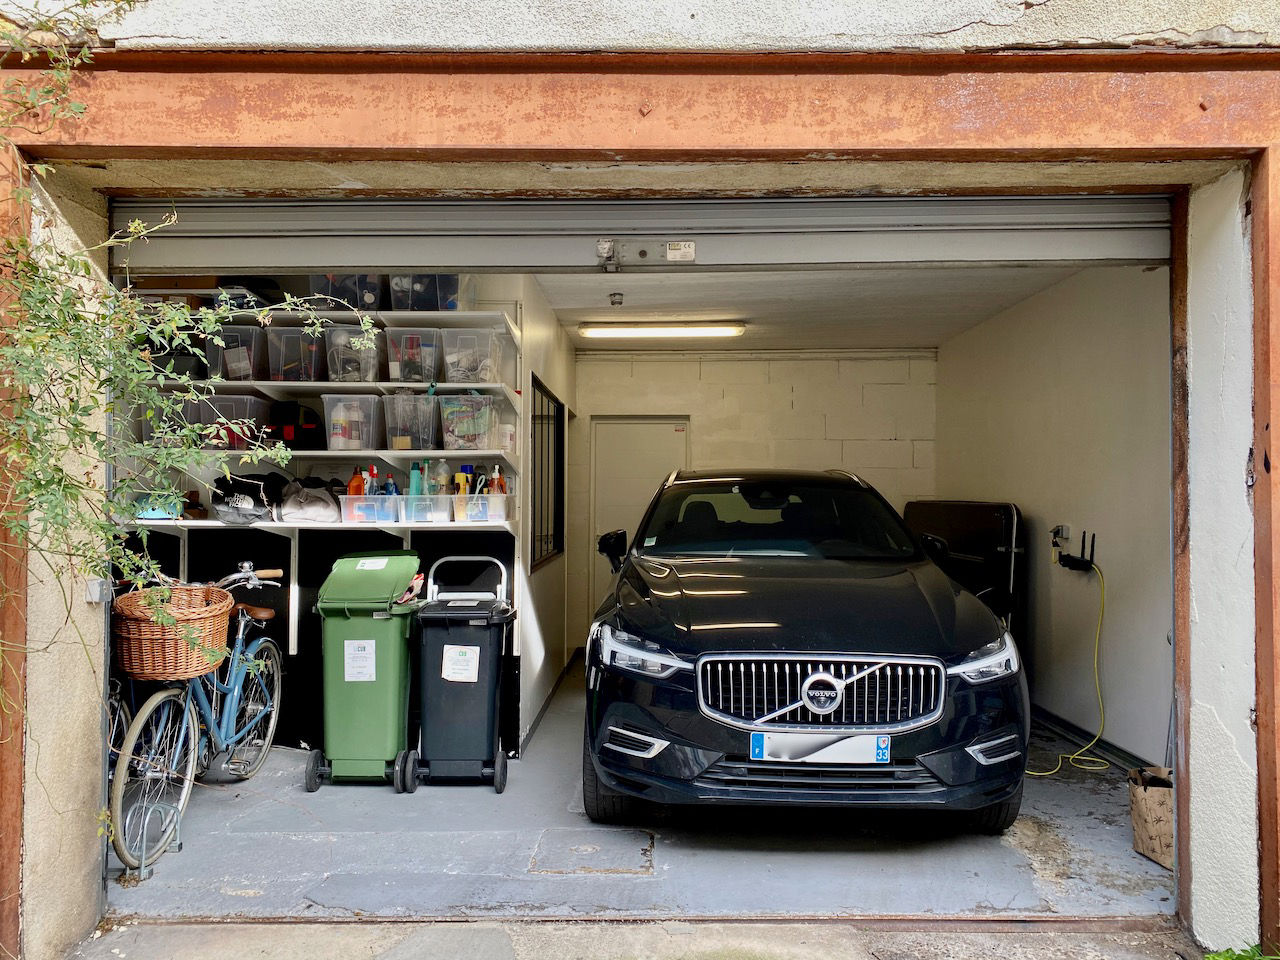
[393,750,408,793]
[404,750,419,794]
[493,751,508,795]
[304,750,325,793]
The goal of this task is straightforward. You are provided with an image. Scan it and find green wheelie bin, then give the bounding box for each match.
[305,550,423,793]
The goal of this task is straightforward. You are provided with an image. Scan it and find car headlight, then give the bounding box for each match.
[947,631,1021,684]
[591,622,691,679]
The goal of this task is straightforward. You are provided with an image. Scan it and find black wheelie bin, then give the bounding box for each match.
[415,556,516,793]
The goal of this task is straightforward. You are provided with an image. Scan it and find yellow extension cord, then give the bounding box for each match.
[1026,562,1109,777]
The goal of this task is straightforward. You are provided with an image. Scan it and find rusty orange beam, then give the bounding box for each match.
[0,52,1279,158]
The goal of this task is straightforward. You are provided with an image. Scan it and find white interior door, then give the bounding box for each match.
[590,417,690,609]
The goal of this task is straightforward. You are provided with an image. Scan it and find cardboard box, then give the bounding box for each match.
[1128,766,1174,870]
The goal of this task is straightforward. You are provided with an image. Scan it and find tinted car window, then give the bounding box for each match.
[637,480,918,559]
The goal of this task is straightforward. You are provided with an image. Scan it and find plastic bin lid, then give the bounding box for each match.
[418,598,516,625]
[316,550,421,614]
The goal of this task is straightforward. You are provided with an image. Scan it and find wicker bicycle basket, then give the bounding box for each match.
[112,585,234,681]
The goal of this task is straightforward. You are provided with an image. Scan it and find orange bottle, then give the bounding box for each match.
[347,466,364,496]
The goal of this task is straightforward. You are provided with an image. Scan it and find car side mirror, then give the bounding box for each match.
[597,529,628,573]
[920,533,950,564]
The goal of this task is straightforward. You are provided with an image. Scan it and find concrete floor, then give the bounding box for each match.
[105,666,1175,921]
[72,920,1203,960]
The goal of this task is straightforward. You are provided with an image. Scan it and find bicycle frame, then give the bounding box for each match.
[175,609,274,760]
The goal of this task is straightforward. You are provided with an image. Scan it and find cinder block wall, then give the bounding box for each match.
[566,352,936,649]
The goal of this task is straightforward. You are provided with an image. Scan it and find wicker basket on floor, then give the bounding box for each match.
[112,585,234,681]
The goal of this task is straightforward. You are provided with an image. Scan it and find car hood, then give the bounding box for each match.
[608,554,1000,661]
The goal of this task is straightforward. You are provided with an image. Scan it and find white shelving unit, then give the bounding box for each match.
[128,308,524,656]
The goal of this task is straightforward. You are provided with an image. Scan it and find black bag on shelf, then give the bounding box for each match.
[211,473,286,525]
[266,401,326,451]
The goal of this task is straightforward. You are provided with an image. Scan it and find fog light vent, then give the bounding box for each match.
[965,733,1022,766]
[603,725,670,759]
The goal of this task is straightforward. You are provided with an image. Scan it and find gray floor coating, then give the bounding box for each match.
[106,666,1175,921]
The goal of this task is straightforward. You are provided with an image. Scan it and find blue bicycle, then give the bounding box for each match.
[110,562,283,871]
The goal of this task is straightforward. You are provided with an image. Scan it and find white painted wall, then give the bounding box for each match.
[566,351,936,648]
[472,275,577,741]
[98,0,1280,52]
[1183,169,1259,948]
[936,266,1173,764]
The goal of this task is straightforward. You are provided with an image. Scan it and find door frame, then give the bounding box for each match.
[587,415,691,613]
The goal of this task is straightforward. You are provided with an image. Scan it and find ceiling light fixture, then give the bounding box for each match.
[578,322,746,339]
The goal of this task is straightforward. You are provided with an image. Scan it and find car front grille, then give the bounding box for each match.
[695,758,943,793]
[697,655,945,732]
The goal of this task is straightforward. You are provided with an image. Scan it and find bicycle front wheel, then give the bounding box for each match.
[110,687,198,871]
[229,640,282,780]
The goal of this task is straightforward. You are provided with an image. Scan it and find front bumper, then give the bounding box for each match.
[585,659,1029,810]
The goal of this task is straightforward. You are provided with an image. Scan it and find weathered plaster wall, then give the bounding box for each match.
[1184,168,1259,949]
[21,173,111,960]
[98,0,1280,51]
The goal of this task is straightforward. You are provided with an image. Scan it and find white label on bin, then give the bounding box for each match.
[665,240,696,262]
[356,558,388,571]
[344,639,376,682]
[442,644,481,683]
[225,345,251,379]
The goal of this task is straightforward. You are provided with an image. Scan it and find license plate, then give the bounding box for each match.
[750,732,891,764]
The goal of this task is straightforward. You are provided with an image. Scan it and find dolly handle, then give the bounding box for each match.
[426,556,509,603]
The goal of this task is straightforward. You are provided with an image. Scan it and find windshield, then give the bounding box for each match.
[636,479,919,560]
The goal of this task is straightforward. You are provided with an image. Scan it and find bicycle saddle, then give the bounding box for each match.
[234,602,276,621]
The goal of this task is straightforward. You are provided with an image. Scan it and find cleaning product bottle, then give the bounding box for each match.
[432,459,451,497]
[490,463,507,495]
[368,463,381,494]
[347,466,365,496]
[384,472,400,496]
[408,460,423,496]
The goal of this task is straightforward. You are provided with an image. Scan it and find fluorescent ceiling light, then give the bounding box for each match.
[578,322,746,339]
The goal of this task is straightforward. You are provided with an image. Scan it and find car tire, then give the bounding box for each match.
[582,728,637,824]
[969,782,1023,834]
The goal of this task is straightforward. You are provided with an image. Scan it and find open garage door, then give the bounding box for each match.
[111,196,1170,272]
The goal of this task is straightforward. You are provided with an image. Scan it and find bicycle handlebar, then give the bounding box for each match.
[256,569,285,580]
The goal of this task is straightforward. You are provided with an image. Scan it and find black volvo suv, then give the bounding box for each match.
[583,469,1029,833]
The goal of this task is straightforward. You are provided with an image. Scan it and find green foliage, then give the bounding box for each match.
[1205,948,1280,960]
[0,2,374,639]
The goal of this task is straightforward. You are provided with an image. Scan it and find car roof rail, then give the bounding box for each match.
[664,469,681,488]
[826,468,868,486]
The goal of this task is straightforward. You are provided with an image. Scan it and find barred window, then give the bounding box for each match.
[530,376,565,568]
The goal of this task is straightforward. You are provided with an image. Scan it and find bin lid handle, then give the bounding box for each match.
[427,556,509,603]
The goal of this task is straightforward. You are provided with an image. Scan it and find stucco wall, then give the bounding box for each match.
[97,0,1280,51]
[936,266,1173,764]
[21,175,111,960]
[566,351,936,651]
[1184,169,1259,949]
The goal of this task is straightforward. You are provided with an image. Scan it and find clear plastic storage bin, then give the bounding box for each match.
[310,274,383,310]
[401,494,452,524]
[452,493,509,523]
[325,327,386,382]
[205,327,267,380]
[441,328,515,385]
[267,328,327,381]
[201,396,271,450]
[388,273,474,311]
[382,394,439,451]
[438,395,516,451]
[386,328,441,382]
[323,394,383,451]
[340,495,402,524]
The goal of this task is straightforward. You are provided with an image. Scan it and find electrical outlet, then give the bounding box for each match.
[84,578,112,605]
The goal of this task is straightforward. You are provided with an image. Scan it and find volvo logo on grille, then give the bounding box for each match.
[800,672,843,715]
